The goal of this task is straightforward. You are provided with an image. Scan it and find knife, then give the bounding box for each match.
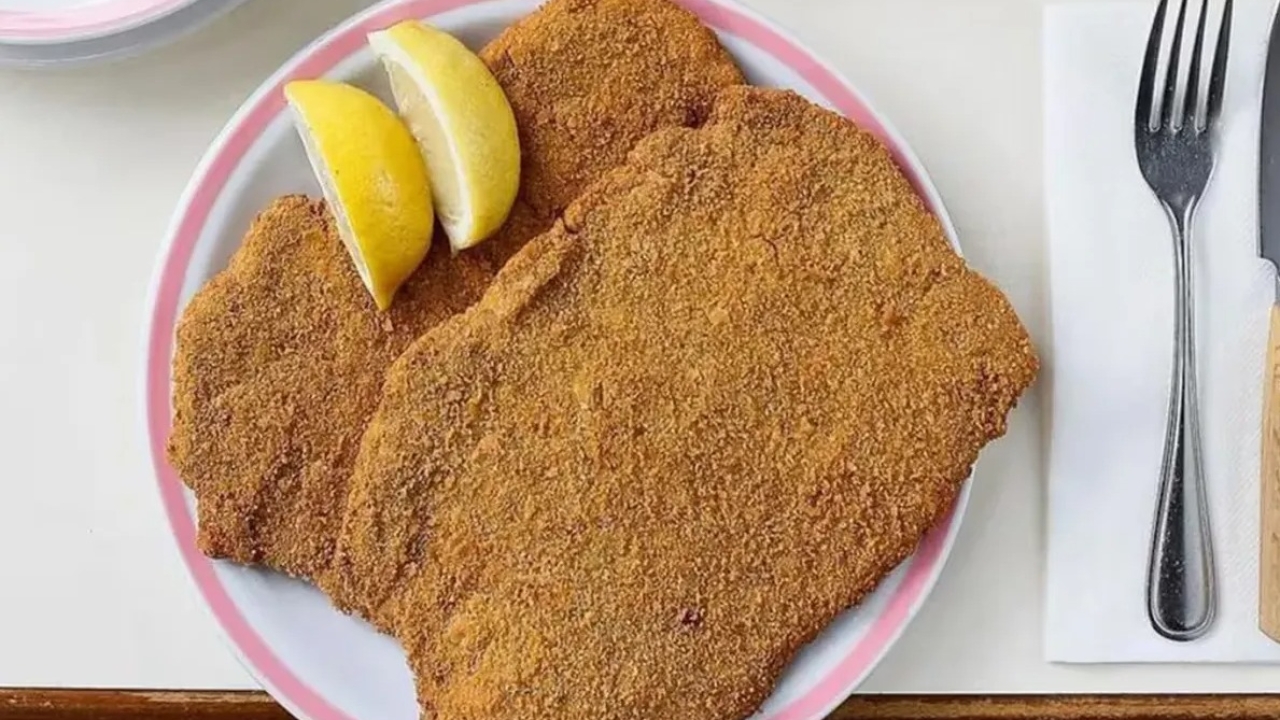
[1258,0,1280,643]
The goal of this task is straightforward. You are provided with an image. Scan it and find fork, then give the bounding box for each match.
[1134,0,1232,642]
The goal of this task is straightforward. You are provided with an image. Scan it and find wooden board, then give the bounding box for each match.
[1,690,1279,719]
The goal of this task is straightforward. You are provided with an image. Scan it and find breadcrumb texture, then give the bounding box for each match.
[477,0,744,265]
[329,87,1040,720]
[166,197,494,578]
[166,0,742,585]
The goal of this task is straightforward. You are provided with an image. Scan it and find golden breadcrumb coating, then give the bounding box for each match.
[328,87,1039,720]
[478,0,745,264]
[167,196,494,577]
[167,0,742,588]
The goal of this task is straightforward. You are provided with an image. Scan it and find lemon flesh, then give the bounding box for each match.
[369,21,520,252]
[284,79,434,310]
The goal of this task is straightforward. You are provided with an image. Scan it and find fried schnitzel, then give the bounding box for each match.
[328,87,1039,719]
[471,0,745,267]
[477,0,744,264]
[167,0,743,588]
[167,196,492,573]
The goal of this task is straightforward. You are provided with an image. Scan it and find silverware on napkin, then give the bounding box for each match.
[1257,0,1280,644]
[1134,0,1233,642]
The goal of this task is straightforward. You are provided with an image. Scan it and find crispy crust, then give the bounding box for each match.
[166,0,743,586]
[329,87,1039,720]
[480,0,745,218]
[166,196,495,577]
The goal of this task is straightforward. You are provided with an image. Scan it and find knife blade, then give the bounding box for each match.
[1257,0,1280,643]
[1261,7,1280,273]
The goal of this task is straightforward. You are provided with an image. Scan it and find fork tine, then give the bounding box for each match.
[1162,0,1190,129]
[1136,0,1169,131]
[1206,0,1233,127]
[1183,0,1210,131]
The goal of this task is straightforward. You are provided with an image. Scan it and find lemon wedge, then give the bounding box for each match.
[284,79,434,310]
[369,21,520,252]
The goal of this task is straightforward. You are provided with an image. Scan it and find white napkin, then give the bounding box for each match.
[1045,0,1280,662]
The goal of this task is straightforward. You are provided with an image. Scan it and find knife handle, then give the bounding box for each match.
[1261,304,1280,641]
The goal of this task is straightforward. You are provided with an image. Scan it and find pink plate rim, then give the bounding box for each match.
[142,1,966,718]
[0,0,195,41]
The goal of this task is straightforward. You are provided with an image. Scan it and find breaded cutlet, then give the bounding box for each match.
[474,0,745,266]
[328,86,1039,720]
[167,196,493,575]
[166,0,743,591]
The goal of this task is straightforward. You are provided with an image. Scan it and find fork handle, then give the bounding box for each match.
[1259,304,1280,641]
[1146,212,1216,641]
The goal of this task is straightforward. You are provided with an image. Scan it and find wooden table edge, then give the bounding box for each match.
[2,689,1280,719]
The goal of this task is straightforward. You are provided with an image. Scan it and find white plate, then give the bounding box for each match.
[143,1,969,718]
[0,0,245,66]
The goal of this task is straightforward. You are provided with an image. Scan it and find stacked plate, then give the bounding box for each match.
[0,0,246,66]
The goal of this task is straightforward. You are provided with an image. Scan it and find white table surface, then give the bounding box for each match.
[4,0,1280,697]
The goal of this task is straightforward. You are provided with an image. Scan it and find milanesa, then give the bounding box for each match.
[166,0,744,595]
[328,87,1039,720]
